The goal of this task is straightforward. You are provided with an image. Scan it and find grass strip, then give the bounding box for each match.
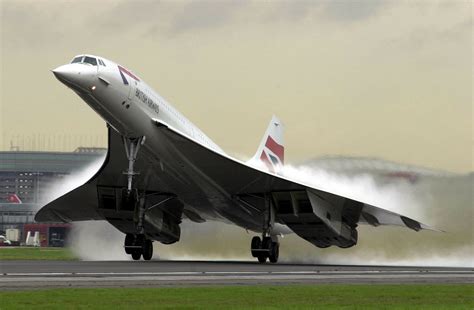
[1,284,473,309]
[0,247,76,261]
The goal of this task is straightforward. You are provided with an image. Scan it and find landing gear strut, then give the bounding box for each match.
[250,193,280,263]
[122,136,145,194]
[121,136,154,261]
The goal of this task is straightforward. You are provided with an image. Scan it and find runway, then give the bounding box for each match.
[1,261,472,289]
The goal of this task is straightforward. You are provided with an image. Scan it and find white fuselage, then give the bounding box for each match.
[52,54,282,232]
[68,57,222,153]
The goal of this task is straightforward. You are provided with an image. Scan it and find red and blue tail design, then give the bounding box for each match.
[252,116,284,173]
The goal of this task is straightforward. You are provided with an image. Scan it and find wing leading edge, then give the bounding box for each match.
[152,118,433,248]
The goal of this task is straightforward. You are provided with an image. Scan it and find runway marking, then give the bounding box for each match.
[2,261,471,287]
[2,270,473,277]
[2,271,472,288]
[2,274,472,279]
[1,274,472,284]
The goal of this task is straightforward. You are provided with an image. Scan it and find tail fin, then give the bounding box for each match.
[7,194,22,204]
[251,115,284,173]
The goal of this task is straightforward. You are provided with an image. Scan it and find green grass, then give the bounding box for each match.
[1,285,473,309]
[0,247,76,260]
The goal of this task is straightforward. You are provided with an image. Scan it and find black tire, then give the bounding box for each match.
[124,234,134,254]
[269,242,279,263]
[262,237,272,251]
[142,239,153,261]
[250,236,261,257]
[131,251,141,261]
[256,237,272,263]
[351,228,358,243]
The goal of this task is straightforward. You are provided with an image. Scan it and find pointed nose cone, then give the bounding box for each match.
[52,64,96,92]
[52,65,76,83]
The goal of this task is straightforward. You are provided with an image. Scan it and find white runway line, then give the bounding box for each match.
[0,270,474,281]
[2,270,473,277]
[2,272,472,288]
[2,262,472,288]
[1,274,472,283]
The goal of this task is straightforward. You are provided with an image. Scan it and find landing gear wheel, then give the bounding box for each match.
[124,234,134,254]
[251,236,261,257]
[131,251,141,261]
[269,242,279,263]
[262,236,272,251]
[142,239,153,261]
[125,234,147,260]
[255,237,272,263]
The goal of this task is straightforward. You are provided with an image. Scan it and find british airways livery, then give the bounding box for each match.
[37,54,431,262]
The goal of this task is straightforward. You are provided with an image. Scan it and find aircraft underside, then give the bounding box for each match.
[36,122,426,262]
[37,126,366,263]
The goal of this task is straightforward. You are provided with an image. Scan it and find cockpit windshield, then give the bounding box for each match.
[70,56,98,66]
[83,56,97,66]
[71,56,83,63]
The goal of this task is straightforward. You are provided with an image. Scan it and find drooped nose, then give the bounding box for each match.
[52,64,96,91]
[52,65,76,83]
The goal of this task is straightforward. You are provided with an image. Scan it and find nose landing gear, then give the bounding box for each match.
[121,136,155,261]
[122,136,145,194]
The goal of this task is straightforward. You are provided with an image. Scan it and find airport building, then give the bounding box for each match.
[0,147,106,246]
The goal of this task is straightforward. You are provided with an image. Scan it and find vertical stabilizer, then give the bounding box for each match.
[251,115,284,173]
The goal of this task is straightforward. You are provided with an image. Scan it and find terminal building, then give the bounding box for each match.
[0,147,106,246]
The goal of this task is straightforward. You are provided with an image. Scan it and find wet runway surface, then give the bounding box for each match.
[1,260,472,289]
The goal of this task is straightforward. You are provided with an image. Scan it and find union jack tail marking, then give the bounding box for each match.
[252,116,285,173]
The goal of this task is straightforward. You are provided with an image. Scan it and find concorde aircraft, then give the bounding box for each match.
[36,55,431,262]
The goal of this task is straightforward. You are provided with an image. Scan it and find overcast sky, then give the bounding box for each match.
[1,0,472,173]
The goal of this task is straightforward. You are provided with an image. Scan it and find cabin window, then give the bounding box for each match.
[98,59,106,66]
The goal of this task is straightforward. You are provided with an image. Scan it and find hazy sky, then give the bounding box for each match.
[1,0,472,173]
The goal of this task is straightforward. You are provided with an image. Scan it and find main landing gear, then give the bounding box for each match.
[250,193,280,263]
[251,236,279,263]
[124,234,153,261]
[121,136,154,261]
